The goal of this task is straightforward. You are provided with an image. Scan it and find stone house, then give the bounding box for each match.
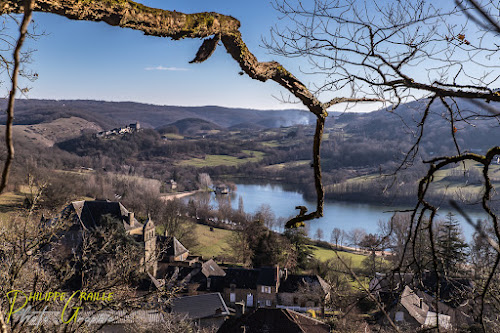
[370,272,476,330]
[213,267,262,308]
[211,267,329,312]
[50,200,157,276]
[277,274,330,312]
[157,259,226,295]
[387,286,452,330]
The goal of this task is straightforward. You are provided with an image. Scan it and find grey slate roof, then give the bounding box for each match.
[171,293,229,319]
[217,308,330,333]
[158,235,189,259]
[279,274,330,294]
[213,268,261,290]
[400,286,429,325]
[14,310,166,326]
[201,259,226,278]
[67,200,142,231]
[256,267,278,286]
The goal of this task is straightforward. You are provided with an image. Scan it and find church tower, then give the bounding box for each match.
[143,216,157,277]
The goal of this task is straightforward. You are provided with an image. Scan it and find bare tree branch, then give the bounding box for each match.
[0,0,33,193]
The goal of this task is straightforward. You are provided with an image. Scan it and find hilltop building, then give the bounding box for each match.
[96,122,141,138]
[164,179,177,192]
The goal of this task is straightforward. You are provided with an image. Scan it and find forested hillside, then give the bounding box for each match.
[1,98,496,210]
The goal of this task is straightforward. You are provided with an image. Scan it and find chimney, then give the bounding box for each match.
[128,212,134,225]
[235,302,245,317]
[276,265,280,289]
[419,298,423,308]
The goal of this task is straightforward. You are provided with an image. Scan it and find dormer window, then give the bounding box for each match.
[261,286,272,293]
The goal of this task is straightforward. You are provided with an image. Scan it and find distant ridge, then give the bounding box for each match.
[156,118,222,135]
[0,99,315,130]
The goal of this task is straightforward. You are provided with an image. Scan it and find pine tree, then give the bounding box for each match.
[436,212,469,276]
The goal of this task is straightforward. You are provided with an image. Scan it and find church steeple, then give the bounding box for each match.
[143,215,157,277]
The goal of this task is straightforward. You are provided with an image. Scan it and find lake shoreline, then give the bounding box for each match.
[189,182,488,242]
[223,176,488,213]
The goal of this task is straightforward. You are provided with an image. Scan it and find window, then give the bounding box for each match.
[230,293,236,303]
[395,312,404,322]
[265,300,272,307]
[261,286,271,293]
[246,293,253,307]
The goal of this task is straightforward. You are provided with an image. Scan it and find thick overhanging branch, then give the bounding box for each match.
[0,0,379,227]
[0,0,327,115]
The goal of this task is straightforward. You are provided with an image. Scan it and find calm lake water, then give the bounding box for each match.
[199,183,487,242]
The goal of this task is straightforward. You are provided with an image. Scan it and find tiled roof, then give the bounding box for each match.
[256,267,278,286]
[400,286,429,325]
[214,268,261,290]
[279,274,329,294]
[68,200,141,231]
[158,235,189,258]
[201,259,226,278]
[171,293,229,319]
[217,308,330,333]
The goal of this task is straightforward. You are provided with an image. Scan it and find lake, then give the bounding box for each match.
[195,183,487,242]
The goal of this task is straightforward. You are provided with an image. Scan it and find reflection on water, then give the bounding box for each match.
[188,183,487,241]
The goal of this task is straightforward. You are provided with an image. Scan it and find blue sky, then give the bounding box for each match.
[14,0,327,110]
[11,0,479,112]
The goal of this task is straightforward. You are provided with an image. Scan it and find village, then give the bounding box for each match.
[2,189,479,333]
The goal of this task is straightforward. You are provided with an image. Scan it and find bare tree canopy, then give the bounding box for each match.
[267,0,500,330]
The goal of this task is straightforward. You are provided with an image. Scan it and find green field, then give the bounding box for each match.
[162,133,184,140]
[309,245,366,268]
[178,150,265,167]
[264,160,311,171]
[187,223,369,268]
[154,223,233,260]
[190,224,234,259]
[261,140,280,148]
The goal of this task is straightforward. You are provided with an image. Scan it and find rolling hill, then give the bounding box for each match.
[156,118,223,135]
[0,99,316,130]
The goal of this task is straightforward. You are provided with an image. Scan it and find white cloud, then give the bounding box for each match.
[144,66,189,71]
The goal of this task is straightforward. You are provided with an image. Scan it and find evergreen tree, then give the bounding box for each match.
[284,228,312,271]
[436,212,469,276]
